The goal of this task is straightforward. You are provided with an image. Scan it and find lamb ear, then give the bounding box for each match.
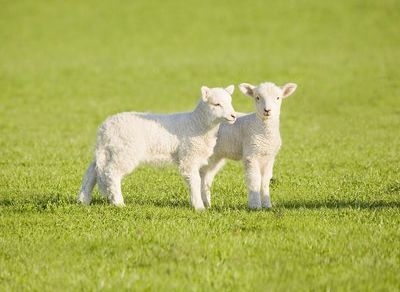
[201,86,211,102]
[281,83,297,98]
[239,83,256,97]
[225,85,234,95]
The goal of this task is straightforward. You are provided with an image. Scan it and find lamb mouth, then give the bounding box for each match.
[225,118,236,124]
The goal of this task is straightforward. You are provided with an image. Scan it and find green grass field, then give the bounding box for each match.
[1,0,400,290]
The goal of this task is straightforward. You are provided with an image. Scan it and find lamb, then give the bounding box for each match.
[200,82,297,209]
[78,85,237,210]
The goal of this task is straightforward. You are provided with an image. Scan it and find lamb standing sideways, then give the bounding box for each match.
[78,85,237,210]
[200,82,297,209]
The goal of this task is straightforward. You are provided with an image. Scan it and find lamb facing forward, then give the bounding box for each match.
[78,85,237,210]
[200,82,297,209]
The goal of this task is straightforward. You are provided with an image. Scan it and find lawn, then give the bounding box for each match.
[0,0,399,290]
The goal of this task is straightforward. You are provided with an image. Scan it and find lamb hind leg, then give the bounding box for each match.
[108,176,124,206]
[244,159,262,209]
[97,169,125,207]
[78,161,97,205]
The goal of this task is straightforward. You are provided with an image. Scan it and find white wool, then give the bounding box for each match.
[78,86,236,209]
[200,82,297,209]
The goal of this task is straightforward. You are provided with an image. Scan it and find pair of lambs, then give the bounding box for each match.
[78,82,297,210]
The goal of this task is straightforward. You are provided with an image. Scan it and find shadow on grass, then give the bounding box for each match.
[106,196,400,211]
[0,189,399,211]
[0,194,108,212]
[0,193,189,211]
[278,199,400,210]
[131,197,189,209]
[1,196,399,211]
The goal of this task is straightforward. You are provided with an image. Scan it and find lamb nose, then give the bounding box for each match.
[231,114,236,120]
[264,109,271,113]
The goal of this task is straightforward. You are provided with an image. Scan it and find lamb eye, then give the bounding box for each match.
[256,96,260,101]
[214,103,221,107]
[277,96,280,100]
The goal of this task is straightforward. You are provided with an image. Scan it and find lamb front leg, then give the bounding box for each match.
[261,158,275,209]
[244,159,262,209]
[200,158,225,208]
[181,166,205,211]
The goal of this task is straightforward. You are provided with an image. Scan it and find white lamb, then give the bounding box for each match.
[200,82,297,209]
[78,85,236,210]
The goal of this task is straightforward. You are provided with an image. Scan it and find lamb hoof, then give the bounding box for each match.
[112,202,126,208]
[203,201,211,208]
[77,194,91,205]
[194,205,206,211]
[262,200,272,209]
[248,203,262,210]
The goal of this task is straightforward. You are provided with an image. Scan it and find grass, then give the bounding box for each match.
[1,0,399,290]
